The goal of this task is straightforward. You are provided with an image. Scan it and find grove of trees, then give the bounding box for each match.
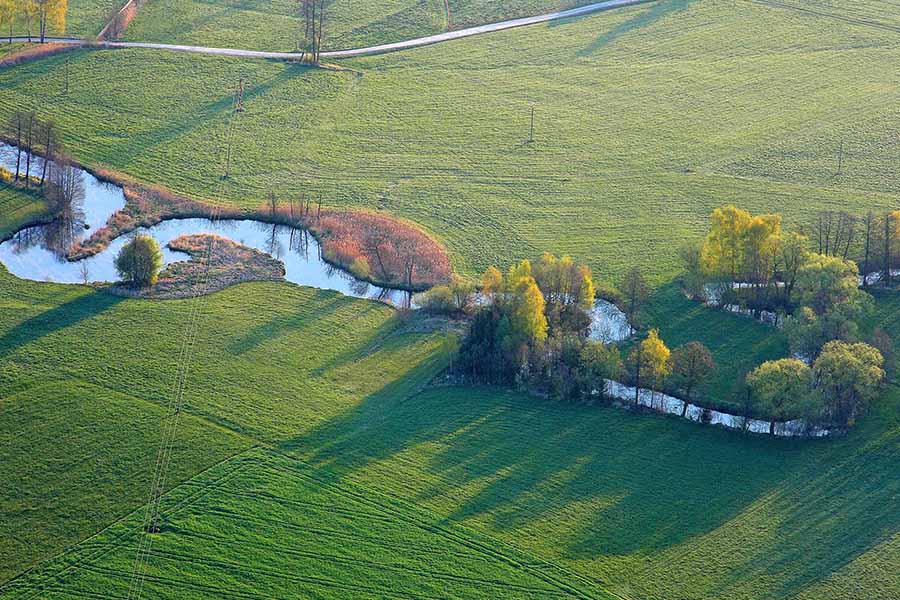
[748,341,885,428]
[0,0,67,43]
[447,254,716,406]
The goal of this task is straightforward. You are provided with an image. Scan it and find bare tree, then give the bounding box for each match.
[267,190,278,219]
[24,112,35,187]
[297,0,327,63]
[620,267,649,335]
[39,120,57,186]
[80,260,91,285]
[7,112,24,182]
[885,212,897,285]
[814,210,856,258]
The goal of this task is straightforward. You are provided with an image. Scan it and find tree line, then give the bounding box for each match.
[684,205,894,429]
[684,206,900,309]
[0,0,67,43]
[421,254,719,408]
[4,111,85,216]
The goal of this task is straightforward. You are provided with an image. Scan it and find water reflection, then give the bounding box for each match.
[1,216,414,306]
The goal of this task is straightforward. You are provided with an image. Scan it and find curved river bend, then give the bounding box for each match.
[0,143,631,329]
[0,143,412,305]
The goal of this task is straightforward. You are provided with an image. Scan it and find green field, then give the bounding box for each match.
[2,263,899,599]
[124,0,603,52]
[2,448,618,600]
[0,381,250,583]
[3,1,900,598]
[2,0,898,284]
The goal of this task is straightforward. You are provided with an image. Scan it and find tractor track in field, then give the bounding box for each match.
[749,0,900,33]
[5,0,655,62]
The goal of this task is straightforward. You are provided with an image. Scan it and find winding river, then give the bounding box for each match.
[0,143,635,334]
[0,143,412,305]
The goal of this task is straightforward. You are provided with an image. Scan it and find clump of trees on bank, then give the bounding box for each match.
[747,341,884,429]
[685,205,894,364]
[264,197,452,291]
[4,112,86,224]
[684,205,893,428]
[426,253,716,405]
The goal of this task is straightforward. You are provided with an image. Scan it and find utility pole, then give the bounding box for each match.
[528,105,535,143]
[235,78,245,113]
[837,138,844,174]
[223,141,233,179]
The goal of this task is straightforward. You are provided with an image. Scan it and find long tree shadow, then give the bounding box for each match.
[112,63,314,168]
[0,290,124,359]
[281,379,797,556]
[226,289,347,355]
[575,0,697,57]
[279,375,900,596]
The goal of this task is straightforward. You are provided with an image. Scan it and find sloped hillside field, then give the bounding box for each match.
[2,1,900,599]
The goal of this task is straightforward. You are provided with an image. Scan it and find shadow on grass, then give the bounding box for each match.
[573,0,697,57]
[111,62,314,166]
[280,376,797,555]
[0,290,124,359]
[281,370,900,597]
[226,289,347,354]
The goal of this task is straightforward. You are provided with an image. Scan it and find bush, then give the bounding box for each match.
[115,235,163,287]
[418,285,455,314]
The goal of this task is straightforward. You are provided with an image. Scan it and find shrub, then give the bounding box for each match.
[418,285,455,314]
[115,235,163,287]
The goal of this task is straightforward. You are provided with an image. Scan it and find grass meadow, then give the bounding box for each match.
[124,0,603,52]
[2,1,898,284]
[0,184,48,237]
[2,2,900,599]
[1,266,898,598]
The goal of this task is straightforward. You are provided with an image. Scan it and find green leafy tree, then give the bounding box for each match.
[796,253,864,315]
[775,230,808,306]
[670,342,716,415]
[746,359,812,434]
[577,341,623,399]
[813,341,884,426]
[115,235,163,287]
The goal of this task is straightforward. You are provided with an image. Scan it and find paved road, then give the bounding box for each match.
[6,0,654,60]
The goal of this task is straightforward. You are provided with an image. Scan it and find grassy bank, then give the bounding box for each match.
[0,182,49,238]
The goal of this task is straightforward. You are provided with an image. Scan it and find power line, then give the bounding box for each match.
[125,84,250,600]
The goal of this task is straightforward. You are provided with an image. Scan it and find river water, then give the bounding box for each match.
[0,143,411,305]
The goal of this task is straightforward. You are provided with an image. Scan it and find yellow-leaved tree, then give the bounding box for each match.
[0,0,19,43]
[505,259,548,347]
[36,0,67,43]
[629,328,671,406]
[703,206,751,282]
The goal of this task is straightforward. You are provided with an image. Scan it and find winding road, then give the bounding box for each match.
[7,0,654,61]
